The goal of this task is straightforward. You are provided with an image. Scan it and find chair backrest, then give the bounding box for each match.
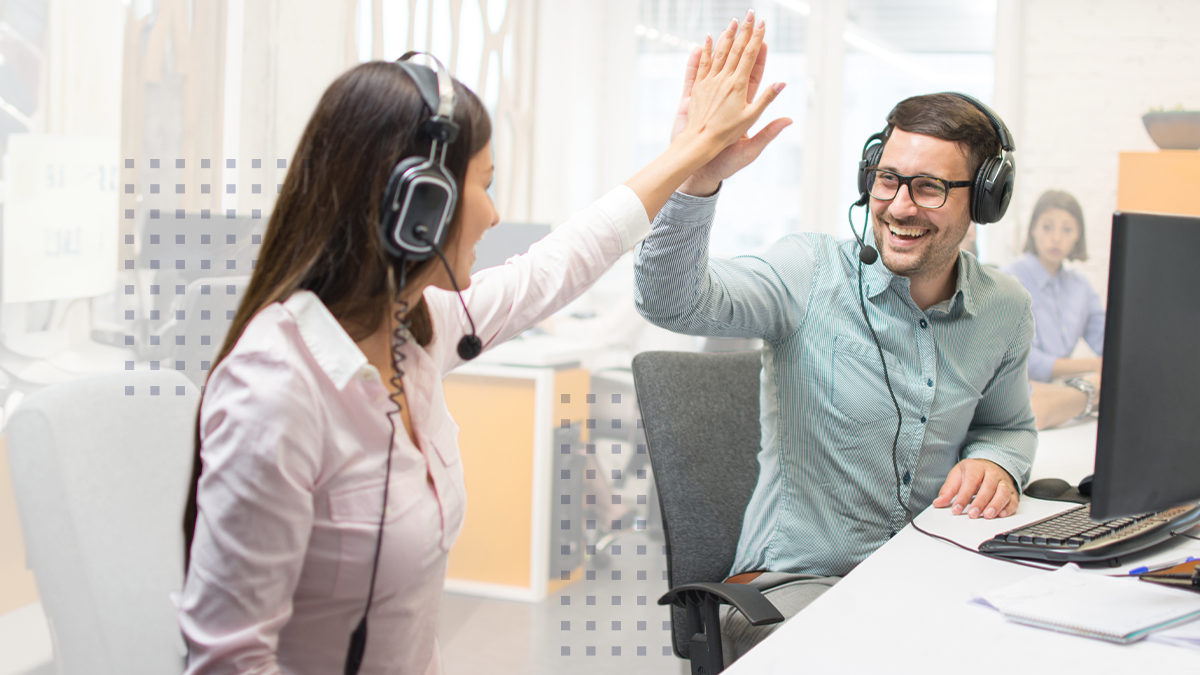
[631,349,763,658]
[7,369,200,675]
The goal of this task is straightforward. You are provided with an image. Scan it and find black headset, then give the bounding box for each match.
[379,51,482,361]
[380,52,461,261]
[855,92,1016,227]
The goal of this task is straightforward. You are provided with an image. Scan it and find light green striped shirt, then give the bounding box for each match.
[634,190,1038,577]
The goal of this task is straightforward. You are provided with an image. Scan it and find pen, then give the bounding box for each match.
[1129,556,1197,576]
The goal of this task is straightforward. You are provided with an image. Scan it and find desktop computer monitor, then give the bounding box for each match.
[1091,211,1200,520]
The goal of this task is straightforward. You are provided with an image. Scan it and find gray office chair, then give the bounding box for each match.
[631,350,783,675]
[7,369,200,675]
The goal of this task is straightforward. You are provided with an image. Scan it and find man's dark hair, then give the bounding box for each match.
[883,93,1001,178]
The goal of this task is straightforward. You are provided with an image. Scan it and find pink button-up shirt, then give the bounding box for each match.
[179,186,650,674]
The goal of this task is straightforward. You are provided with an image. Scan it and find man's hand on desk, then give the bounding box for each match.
[931,458,1019,520]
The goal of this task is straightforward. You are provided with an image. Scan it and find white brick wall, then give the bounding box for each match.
[1002,0,1200,298]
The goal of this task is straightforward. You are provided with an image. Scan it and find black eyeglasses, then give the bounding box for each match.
[866,169,972,209]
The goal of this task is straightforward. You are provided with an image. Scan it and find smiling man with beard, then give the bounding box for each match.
[633,92,1036,664]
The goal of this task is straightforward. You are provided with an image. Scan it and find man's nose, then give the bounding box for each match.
[888,184,920,219]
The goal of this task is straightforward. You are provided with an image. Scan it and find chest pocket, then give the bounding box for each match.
[328,472,427,525]
[832,336,907,425]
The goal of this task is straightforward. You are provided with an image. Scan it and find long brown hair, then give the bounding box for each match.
[183,61,491,567]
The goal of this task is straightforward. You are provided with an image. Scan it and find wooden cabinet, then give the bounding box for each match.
[1117,151,1200,216]
[442,363,590,602]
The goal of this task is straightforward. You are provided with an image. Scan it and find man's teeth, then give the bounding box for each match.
[890,225,927,238]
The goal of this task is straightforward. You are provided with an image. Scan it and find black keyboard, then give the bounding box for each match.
[979,503,1200,562]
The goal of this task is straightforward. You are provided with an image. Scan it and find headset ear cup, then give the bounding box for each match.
[857,141,885,199]
[380,156,426,256]
[381,156,451,260]
[970,155,1015,225]
[992,156,1015,223]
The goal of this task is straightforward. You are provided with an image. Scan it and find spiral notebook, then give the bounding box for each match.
[972,564,1200,644]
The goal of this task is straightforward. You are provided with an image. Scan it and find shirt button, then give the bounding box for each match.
[919,319,927,329]
[920,416,927,424]
[903,471,912,485]
[927,378,934,387]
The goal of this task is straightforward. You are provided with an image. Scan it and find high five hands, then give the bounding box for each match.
[674,12,793,197]
[625,9,788,218]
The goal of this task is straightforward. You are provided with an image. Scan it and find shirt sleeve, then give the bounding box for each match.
[1025,344,1057,383]
[961,296,1039,488]
[425,184,650,373]
[632,189,810,342]
[179,351,323,675]
[1082,281,1106,357]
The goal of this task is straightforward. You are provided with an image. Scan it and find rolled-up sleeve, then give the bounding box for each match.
[1025,345,1057,383]
[962,298,1038,487]
[180,351,322,675]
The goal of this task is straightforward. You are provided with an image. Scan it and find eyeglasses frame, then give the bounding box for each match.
[866,167,973,209]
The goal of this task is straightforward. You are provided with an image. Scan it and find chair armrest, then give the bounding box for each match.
[658,582,784,626]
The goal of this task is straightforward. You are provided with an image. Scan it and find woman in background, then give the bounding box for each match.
[179,13,785,675]
[1003,190,1105,428]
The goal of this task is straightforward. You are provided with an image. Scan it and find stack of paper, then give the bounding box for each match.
[973,564,1200,645]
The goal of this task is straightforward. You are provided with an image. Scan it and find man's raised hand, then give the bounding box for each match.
[671,14,792,197]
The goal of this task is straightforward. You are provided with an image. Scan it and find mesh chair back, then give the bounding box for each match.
[631,350,762,658]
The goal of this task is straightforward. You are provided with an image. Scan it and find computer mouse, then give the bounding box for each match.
[1077,474,1093,497]
[1024,478,1071,500]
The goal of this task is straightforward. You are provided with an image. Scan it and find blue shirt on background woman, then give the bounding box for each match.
[1002,190,1105,383]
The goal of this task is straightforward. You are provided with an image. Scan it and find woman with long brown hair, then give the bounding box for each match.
[179,13,786,675]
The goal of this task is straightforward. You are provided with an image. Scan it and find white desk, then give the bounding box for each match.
[726,419,1200,673]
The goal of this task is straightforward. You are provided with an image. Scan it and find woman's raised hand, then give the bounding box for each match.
[672,13,791,196]
[679,11,783,155]
[624,9,786,220]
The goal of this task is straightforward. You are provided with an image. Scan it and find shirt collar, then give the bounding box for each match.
[857,245,977,317]
[283,290,369,391]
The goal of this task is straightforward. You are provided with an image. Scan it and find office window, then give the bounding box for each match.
[635,0,808,256]
[836,0,997,250]
[353,0,533,218]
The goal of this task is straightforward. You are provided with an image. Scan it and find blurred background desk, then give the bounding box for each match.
[726,419,1200,673]
[441,337,596,602]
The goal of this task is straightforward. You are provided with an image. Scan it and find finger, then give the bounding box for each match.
[967,475,999,519]
[708,18,739,75]
[742,81,786,132]
[696,34,713,80]
[933,467,963,508]
[999,489,1020,517]
[952,464,983,515]
[981,481,1014,520]
[681,45,701,98]
[733,18,767,82]
[742,117,792,158]
[745,42,768,104]
[722,11,757,76]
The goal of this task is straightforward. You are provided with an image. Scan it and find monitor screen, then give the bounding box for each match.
[470,221,550,274]
[1091,211,1200,519]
